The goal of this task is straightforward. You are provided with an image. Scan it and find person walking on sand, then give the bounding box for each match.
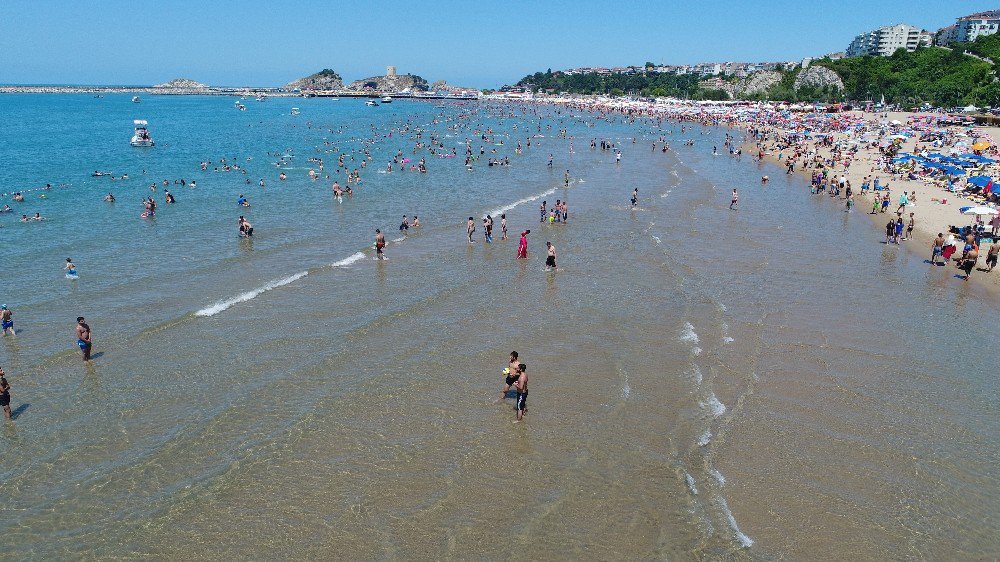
[1,305,13,336]
[962,246,979,280]
[730,189,738,210]
[903,213,915,241]
[467,217,476,243]
[545,241,557,271]
[517,230,529,259]
[375,229,386,260]
[0,367,10,420]
[75,316,92,362]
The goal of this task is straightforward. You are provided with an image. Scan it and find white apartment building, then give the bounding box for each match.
[846,23,932,57]
[950,10,1000,44]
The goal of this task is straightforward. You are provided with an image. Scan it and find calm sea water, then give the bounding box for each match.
[0,95,996,559]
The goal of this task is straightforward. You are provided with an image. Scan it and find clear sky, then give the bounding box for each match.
[0,0,995,88]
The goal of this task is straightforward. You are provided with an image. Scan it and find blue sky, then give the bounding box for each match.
[0,0,995,87]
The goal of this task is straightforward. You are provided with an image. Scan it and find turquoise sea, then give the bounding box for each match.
[0,94,996,559]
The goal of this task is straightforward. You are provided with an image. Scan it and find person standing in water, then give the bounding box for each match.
[1,305,14,336]
[545,241,557,271]
[497,351,521,402]
[375,229,386,260]
[564,170,570,187]
[467,217,475,243]
[75,316,92,362]
[64,258,78,278]
[730,189,738,210]
[517,230,529,259]
[540,201,547,223]
[500,214,508,240]
[631,188,638,208]
[399,215,410,233]
[0,367,11,420]
[513,363,528,423]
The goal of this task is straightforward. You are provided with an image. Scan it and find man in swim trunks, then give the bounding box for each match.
[631,188,638,208]
[904,213,915,241]
[545,241,556,271]
[375,229,386,260]
[1,305,13,336]
[467,217,475,243]
[399,215,409,232]
[0,367,10,419]
[962,247,979,280]
[498,351,520,402]
[931,233,945,265]
[500,214,508,240]
[985,240,999,272]
[540,201,547,223]
[75,316,92,362]
[513,363,528,422]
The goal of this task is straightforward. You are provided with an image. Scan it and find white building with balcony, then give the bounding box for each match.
[846,23,932,57]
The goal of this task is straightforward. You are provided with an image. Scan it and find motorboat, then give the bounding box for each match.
[366,100,378,107]
[290,107,300,115]
[235,101,247,111]
[130,120,154,147]
[380,96,393,103]
[256,94,267,102]
[132,96,141,103]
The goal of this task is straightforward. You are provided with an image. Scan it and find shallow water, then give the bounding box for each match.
[0,96,996,559]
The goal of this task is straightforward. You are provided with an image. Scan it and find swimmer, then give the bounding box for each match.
[32,213,44,221]
[103,193,115,203]
[238,216,253,237]
[64,257,79,278]
[412,215,419,228]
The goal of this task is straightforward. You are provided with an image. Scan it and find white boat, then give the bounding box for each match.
[256,94,267,102]
[366,100,378,107]
[130,120,154,147]
[380,96,393,103]
[290,107,300,115]
[235,101,247,111]
[132,96,141,103]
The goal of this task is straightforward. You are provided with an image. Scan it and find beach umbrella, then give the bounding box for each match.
[972,141,991,151]
[959,206,998,215]
[967,176,993,188]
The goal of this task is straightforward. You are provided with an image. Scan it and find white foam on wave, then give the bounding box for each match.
[719,496,754,547]
[692,346,702,356]
[701,393,727,418]
[680,322,699,344]
[195,271,308,317]
[685,472,699,495]
[332,252,366,267]
[486,188,556,218]
[651,235,661,244]
[711,468,726,486]
[392,236,406,243]
[690,365,703,385]
[697,429,712,447]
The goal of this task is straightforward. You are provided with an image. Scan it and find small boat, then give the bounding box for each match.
[130,120,154,147]
[256,94,267,102]
[132,96,141,103]
[290,107,300,115]
[366,100,378,107]
[380,96,393,103]
[235,101,247,111]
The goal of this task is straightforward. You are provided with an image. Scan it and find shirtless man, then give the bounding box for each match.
[1,305,13,336]
[962,247,979,280]
[467,217,475,243]
[500,214,508,240]
[985,240,999,272]
[75,316,92,361]
[412,216,420,228]
[631,188,638,208]
[730,189,739,210]
[545,241,557,271]
[931,233,945,265]
[498,351,520,402]
[375,229,386,260]
[513,363,528,422]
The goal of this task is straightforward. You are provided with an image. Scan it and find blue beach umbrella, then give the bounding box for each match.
[967,176,992,188]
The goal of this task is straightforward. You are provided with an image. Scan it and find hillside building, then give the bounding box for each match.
[846,23,933,57]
